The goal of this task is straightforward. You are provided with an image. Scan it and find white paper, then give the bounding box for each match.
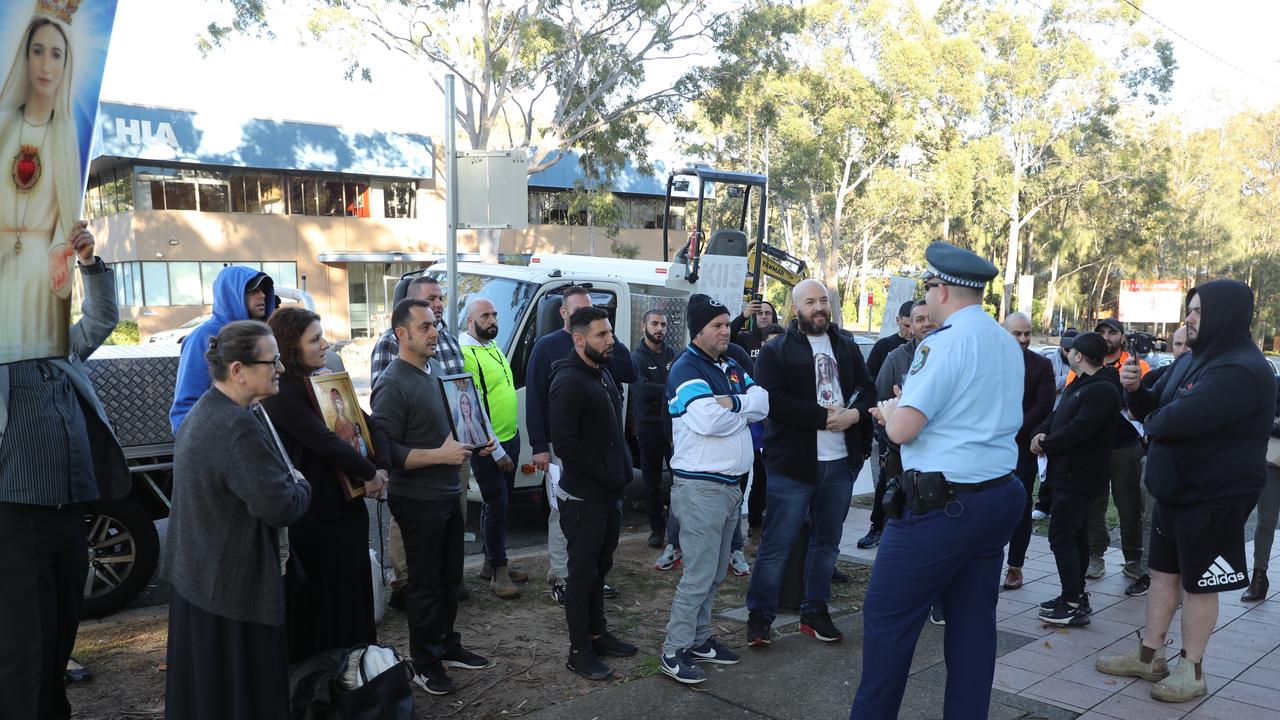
[547,463,562,511]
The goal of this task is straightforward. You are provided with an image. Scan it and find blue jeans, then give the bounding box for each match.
[850,476,1025,720]
[747,459,859,620]
[470,432,521,567]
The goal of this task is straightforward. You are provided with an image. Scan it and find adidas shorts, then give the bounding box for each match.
[1148,502,1251,594]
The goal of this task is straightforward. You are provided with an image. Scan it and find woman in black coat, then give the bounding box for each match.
[263,307,390,663]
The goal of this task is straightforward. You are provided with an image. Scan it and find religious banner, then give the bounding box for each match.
[1,0,120,363]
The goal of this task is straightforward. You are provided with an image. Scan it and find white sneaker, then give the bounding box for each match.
[1031,509,1049,521]
[655,544,682,571]
[730,549,751,576]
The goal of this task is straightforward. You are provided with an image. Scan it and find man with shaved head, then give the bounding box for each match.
[1001,312,1056,591]
[746,279,875,646]
[460,297,525,598]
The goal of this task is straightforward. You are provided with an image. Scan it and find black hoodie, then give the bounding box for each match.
[1034,366,1122,497]
[1128,280,1276,506]
[548,351,632,502]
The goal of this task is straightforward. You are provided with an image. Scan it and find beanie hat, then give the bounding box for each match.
[687,293,730,339]
[1068,331,1108,365]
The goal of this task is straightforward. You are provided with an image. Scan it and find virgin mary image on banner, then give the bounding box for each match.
[0,0,118,363]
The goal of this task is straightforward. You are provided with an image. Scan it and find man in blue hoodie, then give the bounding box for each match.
[170,266,275,432]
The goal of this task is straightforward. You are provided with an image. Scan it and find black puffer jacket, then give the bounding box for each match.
[1129,280,1276,506]
[1034,366,1122,497]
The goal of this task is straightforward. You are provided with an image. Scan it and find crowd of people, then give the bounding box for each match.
[6,228,1280,720]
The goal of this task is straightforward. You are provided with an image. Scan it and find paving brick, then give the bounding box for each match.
[1022,675,1114,710]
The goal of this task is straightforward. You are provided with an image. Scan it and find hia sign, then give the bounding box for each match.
[113,117,180,148]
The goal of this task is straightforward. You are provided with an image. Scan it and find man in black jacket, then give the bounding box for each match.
[1003,312,1057,591]
[746,280,875,646]
[1028,332,1121,626]
[549,306,639,680]
[632,310,676,548]
[1097,280,1275,703]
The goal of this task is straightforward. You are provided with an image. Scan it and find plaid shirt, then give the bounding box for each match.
[370,325,464,389]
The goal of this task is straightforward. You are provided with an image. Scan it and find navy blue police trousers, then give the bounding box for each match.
[850,477,1025,719]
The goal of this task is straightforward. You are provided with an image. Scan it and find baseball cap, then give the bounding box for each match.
[1068,331,1108,365]
[1095,318,1123,334]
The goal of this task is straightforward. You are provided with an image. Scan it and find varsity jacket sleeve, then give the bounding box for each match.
[667,363,764,436]
[1039,383,1120,455]
[753,339,827,430]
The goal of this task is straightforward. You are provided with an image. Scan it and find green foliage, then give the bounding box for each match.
[105,321,140,346]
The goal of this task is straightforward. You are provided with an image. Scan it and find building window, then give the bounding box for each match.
[200,261,224,304]
[261,261,298,289]
[380,181,416,218]
[168,262,203,305]
[82,167,136,219]
[142,262,170,306]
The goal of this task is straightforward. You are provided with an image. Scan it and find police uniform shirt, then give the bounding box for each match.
[896,304,1023,484]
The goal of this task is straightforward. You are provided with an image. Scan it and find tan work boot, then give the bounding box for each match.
[1151,650,1207,703]
[491,566,520,599]
[481,561,529,583]
[1096,634,1169,682]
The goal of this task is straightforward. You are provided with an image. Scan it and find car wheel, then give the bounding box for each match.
[80,499,160,619]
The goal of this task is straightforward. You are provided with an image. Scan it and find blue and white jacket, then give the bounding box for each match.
[666,343,769,484]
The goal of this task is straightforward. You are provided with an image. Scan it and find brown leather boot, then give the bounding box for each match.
[1003,567,1023,590]
[1241,568,1269,603]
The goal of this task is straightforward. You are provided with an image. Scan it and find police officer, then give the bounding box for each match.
[850,242,1027,720]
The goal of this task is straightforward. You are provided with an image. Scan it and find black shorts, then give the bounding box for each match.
[1149,502,1251,594]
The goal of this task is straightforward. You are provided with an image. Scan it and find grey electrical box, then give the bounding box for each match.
[456,149,529,229]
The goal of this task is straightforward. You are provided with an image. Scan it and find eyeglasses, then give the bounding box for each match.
[924,280,951,291]
[243,354,283,367]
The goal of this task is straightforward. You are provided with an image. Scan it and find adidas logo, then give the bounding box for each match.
[1197,556,1247,588]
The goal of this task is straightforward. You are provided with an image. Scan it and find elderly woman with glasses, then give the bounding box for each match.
[163,320,311,720]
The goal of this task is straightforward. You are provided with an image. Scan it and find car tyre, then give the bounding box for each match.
[80,499,160,619]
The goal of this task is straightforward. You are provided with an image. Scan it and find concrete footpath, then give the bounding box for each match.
[523,614,1073,720]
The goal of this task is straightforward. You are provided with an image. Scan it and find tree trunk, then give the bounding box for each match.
[1044,253,1060,332]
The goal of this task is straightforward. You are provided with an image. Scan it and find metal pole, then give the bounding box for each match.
[445,74,459,334]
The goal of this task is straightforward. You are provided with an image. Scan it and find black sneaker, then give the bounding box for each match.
[659,650,707,684]
[412,663,456,695]
[455,584,469,602]
[647,532,664,548]
[1126,574,1150,597]
[602,583,619,599]
[1040,595,1062,611]
[566,649,613,681]
[388,586,407,611]
[551,579,567,607]
[747,609,772,647]
[1079,592,1093,616]
[592,632,639,658]
[441,646,495,670]
[1040,597,1091,626]
[856,529,882,549]
[799,608,843,642]
[928,604,945,626]
[831,567,851,584]
[690,636,740,665]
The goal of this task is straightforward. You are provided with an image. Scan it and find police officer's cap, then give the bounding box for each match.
[920,241,999,289]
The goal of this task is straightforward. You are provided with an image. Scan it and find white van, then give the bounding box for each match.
[411,252,741,502]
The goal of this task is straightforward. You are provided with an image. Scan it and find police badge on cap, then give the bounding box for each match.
[919,242,1000,289]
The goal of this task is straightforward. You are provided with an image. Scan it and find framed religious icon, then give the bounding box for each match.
[440,373,491,448]
[309,371,372,500]
[1,0,121,364]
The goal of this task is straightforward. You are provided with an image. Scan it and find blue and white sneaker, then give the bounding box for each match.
[690,636,740,665]
[659,650,707,684]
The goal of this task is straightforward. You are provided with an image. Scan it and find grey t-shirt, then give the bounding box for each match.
[371,357,463,501]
